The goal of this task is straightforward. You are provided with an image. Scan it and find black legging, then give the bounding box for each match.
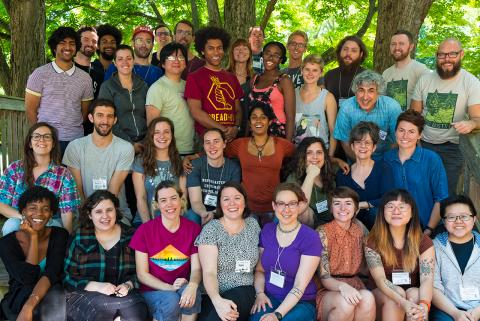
[198,285,256,321]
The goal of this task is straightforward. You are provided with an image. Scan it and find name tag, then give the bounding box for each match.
[460,285,480,301]
[92,176,108,190]
[316,200,328,213]
[392,271,411,285]
[269,269,285,288]
[235,260,250,273]
[379,129,387,141]
[204,194,217,207]
[253,58,263,70]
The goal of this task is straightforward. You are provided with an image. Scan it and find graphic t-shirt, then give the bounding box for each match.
[185,67,244,135]
[129,216,201,292]
[382,60,430,110]
[412,69,480,144]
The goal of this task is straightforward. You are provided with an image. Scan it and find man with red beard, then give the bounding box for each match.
[92,24,122,73]
[411,38,480,195]
[324,35,367,106]
[382,30,429,110]
[75,27,103,99]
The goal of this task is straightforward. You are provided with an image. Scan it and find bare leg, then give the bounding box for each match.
[321,291,355,321]
[353,289,376,321]
[372,287,406,321]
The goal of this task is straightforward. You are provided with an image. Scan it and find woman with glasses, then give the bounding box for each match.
[336,121,394,230]
[98,44,149,153]
[146,42,195,156]
[365,189,435,321]
[0,123,80,235]
[316,187,375,321]
[151,24,172,67]
[248,41,295,141]
[384,110,449,235]
[250,182,321,321]
[431,195,480,321]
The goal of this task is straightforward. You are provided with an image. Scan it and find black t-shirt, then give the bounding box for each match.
[151,52,161,67]
[324,66,365,106]
[75,62,104,99]
[450,238,474,274]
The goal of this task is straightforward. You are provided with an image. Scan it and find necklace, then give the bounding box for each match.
[250,136,270,161]
[277,222,300,233]
[235,71,247,77]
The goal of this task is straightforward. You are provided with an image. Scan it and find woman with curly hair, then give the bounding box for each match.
[132,117,186,223]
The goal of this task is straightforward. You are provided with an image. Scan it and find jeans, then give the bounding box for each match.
[183,209,202,225]
[430,306,479,321]
[142,284,201,321]
[2,217,63,236]
[249,297,316,321]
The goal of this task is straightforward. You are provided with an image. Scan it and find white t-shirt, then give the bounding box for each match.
[412,69,480,144]
[382,60,430,110]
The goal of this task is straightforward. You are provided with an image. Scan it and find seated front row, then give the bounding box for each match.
[0,185,479,321]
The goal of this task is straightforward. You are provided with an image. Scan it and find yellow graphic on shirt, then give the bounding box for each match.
[150,244,189,271]
[207,75,235,111]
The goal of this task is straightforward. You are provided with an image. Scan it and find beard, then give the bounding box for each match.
[81,46,95,58]
[392,50,410,62]
[338,56,362,73]
[99,50,114,61]
[436,60,461,79]
[94,124,112,136]
[134,47,151,59]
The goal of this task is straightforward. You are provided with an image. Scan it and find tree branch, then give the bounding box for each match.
[260,0,278,31]
[70,3,157,21]
[149,1,165,24]
[356,0,377,37]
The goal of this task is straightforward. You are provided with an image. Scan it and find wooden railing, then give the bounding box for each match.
[0,95,28,173]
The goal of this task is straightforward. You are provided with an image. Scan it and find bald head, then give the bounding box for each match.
[438,38,463,52]
[436,38,463,79]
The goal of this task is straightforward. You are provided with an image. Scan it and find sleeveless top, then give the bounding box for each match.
[294,87,329,146]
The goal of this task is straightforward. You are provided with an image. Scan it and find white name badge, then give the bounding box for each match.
[269,269,285,288]
[379,129,387,141]
[460,285,480,301]
[204,194,217,207]
[235,260,250,273]
[392,271,411,285]
[316,200,328,213]
[92,176,108,190]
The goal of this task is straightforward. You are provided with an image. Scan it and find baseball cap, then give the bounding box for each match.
[132,26,154,40]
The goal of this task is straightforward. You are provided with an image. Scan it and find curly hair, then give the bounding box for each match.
[47,26,81,57]
[335,35,368,64]
[18,186,59,215]
[287,137,335,193]
[79,190,122,229]
[194,26,231,58]
[140,117,183,178]
[96,24,123,46]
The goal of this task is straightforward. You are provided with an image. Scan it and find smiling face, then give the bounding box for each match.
[301,62,322,85]
[55,37,76,63]
[90,199,117,232]
[384,198,412,228]
[157,187,182,220]
[90,106,116,137]
[133,32,154,59]
[305,142,325,168]
[22,199,53,231]
[155,26,171,47]
[114,48,134,76]
[233,44,251,63]
[79,31,98,58]
[331,197,357,225]
[174,23,194,47]
[203,130,226,162]
[273,190,301,226]
[351,134,376,161]
[203,39,224,69]
[287,35,307,61]
[220,187,246,220]
[249,107,271,135]
[444,203,476,242]
[30,126,54,157]
[153,121,172,150]
[262,44,283,70]
[248,27,264,52]
[162,49,186,77]
[390,33,413,62]
[339,40,362,67]
[355,83,379,112]
[99,34,117,60]
[396,120,421,150]
[436,40,463,79]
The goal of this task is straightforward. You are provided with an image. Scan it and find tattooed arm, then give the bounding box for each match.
[418,246,435,309]
[317,227,331,280]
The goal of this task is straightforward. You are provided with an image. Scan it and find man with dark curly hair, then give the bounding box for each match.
[185,26,243,144]
[92,24,123,73]
[25,26,94,156]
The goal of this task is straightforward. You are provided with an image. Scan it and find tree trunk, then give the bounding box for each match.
[206,0,222,27]
[190,0,200,32]
[373,0,434,73]
[224,0,255,41]
[8,0,45,97]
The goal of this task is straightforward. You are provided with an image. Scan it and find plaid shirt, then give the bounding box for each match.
[64,224,137,291]
[0,160,80,219]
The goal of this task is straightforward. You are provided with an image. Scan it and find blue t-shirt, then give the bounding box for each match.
[104,64,163,87]
[333,95,402,157]
[383,147,449,227]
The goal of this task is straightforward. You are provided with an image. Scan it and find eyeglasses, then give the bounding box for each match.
[385,203,410,213]
[436,51,462,59]
[176,30,192,36]
[134,38,153,45]
[353,140,374,147]
[444,215,474,223]
[288,42,306,49]
[156,31,170,37]
[166,55,186,62]
[275,201,299,210]
[263,52,282,60]
[31,133,53,141]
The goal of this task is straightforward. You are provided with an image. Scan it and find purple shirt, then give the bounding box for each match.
[260,223,322,301]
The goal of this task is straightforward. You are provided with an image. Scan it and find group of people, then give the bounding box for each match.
[0,16,479,321]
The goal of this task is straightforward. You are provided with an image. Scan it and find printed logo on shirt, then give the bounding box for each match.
[207,75,235,111]
[386,79,408,110]
[150,244,189,271]
[424,90,458,129]
[294,114,323,145]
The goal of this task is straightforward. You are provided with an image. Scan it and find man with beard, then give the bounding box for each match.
[281,30,309,88]
[75,27,103,99]
[249,26,264,73]
[63,99,134,223]
[411,38,480,195]
[92,24,122,73]
[382,30,429,110]
[25,26,93,156]
[174,19,205,80]
[324,35,367,106]
[104,26,163,87]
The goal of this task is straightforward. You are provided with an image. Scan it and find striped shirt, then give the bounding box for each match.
[64,224,137,291]
[26,61,94,141]
[0,160,80,220]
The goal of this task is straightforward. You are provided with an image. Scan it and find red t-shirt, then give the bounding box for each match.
[129,216,201,292]
[185,67,244,135]
[226,137,294,213]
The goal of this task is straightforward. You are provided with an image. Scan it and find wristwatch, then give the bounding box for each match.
[274,311,283,320]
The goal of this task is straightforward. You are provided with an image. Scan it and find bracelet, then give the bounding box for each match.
[255,291,264,297]
[418,300,431,312]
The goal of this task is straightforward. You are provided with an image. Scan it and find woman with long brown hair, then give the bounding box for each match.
[132,117,186,224]
[0,122,79,234]
[365,189,435,321]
